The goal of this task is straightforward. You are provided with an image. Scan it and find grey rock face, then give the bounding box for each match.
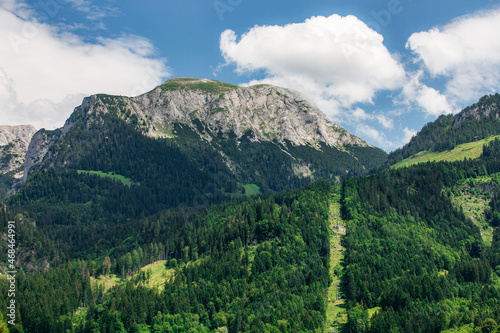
[453,102,500,128]
[0,125,36,147]
[129,79,369,148]
[0,125,37,176]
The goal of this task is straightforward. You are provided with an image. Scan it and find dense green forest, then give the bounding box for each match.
[388,94,500,164]
[342,139,500,332]
[5,98,385,260]
[0,181,332,332]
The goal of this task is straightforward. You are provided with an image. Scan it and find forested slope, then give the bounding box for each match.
[341,139,500,332]
[0,181,332,332]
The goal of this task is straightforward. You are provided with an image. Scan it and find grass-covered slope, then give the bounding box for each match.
[392,135,500,169]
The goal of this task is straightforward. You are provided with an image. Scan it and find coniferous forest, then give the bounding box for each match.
[1,181,332,332]
[342,140,500,332]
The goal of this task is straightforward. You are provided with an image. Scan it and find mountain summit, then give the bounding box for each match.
[24,78,386,188]
[80,77,368,148]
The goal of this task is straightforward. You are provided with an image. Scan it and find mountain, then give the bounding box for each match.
[0,125,36,199]
[23,78,385,185]
[388,94,500,166]
[10,78,386,258]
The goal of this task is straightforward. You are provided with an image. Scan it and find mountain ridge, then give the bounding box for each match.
[388,93,500,165]
[81,77,370,148]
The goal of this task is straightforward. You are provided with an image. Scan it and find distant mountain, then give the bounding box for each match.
[0,125,36,199]
[388,94,500,165]
[11,78,386,257]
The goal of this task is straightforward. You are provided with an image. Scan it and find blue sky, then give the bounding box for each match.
[1,0,500,151]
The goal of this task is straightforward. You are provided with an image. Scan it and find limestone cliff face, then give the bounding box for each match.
[132,79,368,148]
[74,78,369,148]
[0,125,36,177]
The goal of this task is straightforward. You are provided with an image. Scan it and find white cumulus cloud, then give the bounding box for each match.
[0,1,169,129]
[407,7,500,104]
[220,14,406,119]
[401,71,454,116]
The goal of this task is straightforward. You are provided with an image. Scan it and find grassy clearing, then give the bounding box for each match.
[90,274,121,292]
[393,135,500,169]
[139,260,174,292]
[243,184,261,196]
[90,260,174,293]
[229,183,262,200]
[325,189,348,332]
[446,173,500,246]
[77,170,134,187]
[160,78,238,94]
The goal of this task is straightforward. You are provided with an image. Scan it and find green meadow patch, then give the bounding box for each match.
[77,170,135,187]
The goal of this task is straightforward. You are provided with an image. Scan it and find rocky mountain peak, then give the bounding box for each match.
[453,94,500,128]
[78,77,369,149]
[21,78,387,190]
[0,125,36,148]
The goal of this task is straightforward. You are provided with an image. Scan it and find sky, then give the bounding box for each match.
[1,0,500,151]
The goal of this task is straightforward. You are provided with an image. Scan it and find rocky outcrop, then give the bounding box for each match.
[0,125,36,147]
[128,78,369,148]
[0,125,36,176]
[453,96,500,128]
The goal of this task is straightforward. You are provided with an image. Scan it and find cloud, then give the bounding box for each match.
[355,123,392,149]
[220,14,406,119]
[407,7,500,103]
[0,2,169,129]
[401,71,454,116]
[350,107,393,129]
[402,127,417,144]
[63,0,119,22]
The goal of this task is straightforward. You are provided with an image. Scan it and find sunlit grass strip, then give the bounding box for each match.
[393,135,500,169]
[77,170,134,187]
[325,190,348,331]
